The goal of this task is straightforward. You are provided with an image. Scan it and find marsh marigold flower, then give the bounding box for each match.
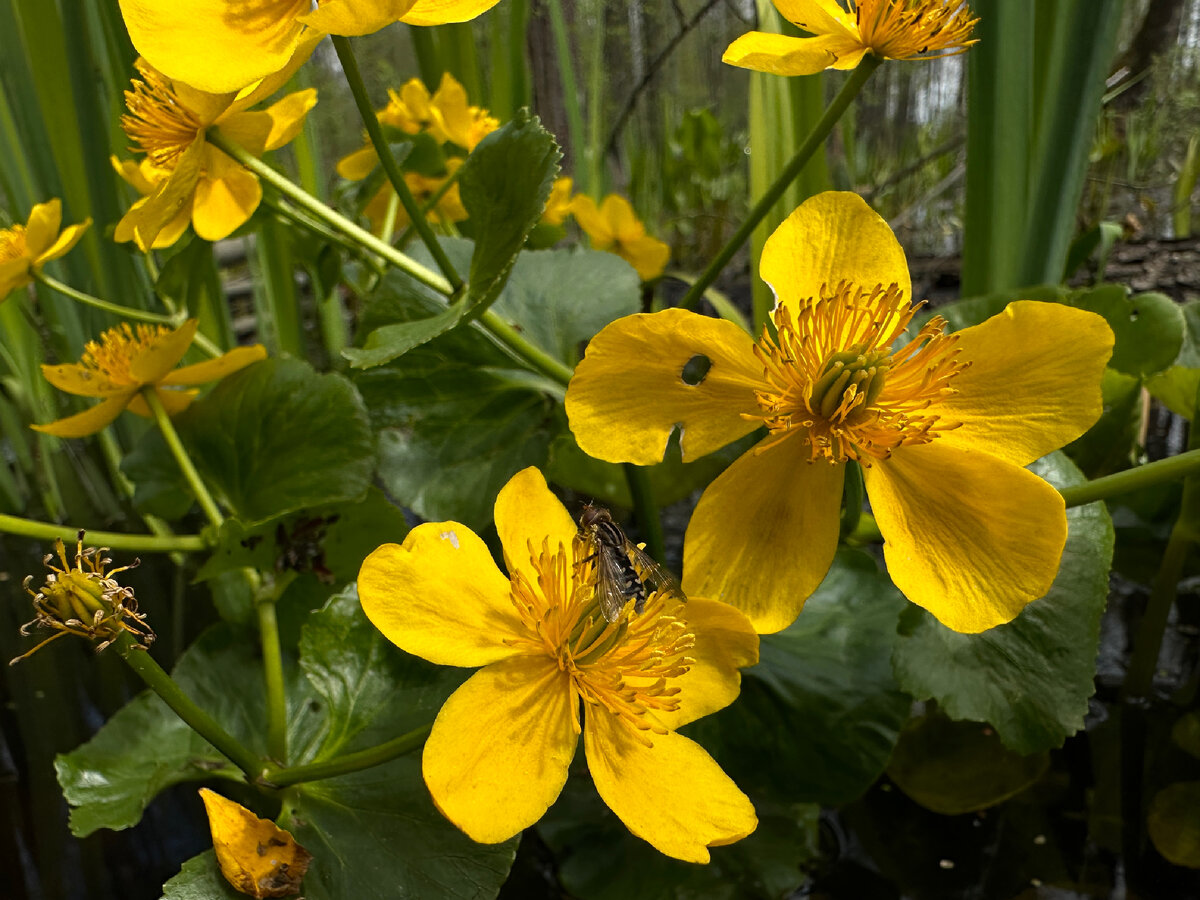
[571,194,670,281]
[540,177,574,226]
[12,533,151,663]
[113,58,317,251]
[0,199,91,299]
[358,467,758,862]
[724,0,978,77]
[33,320,266,438]
[118,0,504,94]
[565,192,1114,634]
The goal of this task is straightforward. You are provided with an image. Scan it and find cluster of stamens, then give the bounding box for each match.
[748,280,967,464]
[73,322,174,389]
[121,61,204,170]
[505,538,695,745]
[852,0,978,60]
[13,532,153,664]
[0,224,27,263]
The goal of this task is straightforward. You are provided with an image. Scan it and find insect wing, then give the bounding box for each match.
[622,539,686,610]
[591,538,632,623]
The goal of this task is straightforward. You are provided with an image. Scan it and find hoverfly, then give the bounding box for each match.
[577,504,686,623]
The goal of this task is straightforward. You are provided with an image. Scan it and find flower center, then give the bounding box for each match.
[122,61,204,170]
[749,280,968,464]
[0,225,28,263]
[506,538,695,744]
[78,322,175,387]
[853,0,978,60]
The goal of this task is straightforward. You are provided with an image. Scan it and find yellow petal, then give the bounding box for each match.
[722,31,848,76]
[220,89,318,156]
[199,788,311,898]
[336,145,380,181]
[126,387,199,418]
[602,195,643,238]
[40,363,128,398]
[566,309,764,465]
[493,467,578,578]
[127,133,206,252]
[400,0,503,25]
[110,156,152,193]
[638,596,758,732]
[298,0,417,34]
[682,439,843,633]
[161,345,267,386]
[929,301,1114,467]
[0,259,32,298]
[117,0,309,94]
[774,0,856,34]
[619,234,670,281]
[23,199,63,257]
[35,220,91,267]
[865,441,1068,633]
[31,393,136,438]
[570,195,614,248]
[761,191,911,314]
[585,714,756,863]
[226,30,325,116]
[130,320,197,384]
[423,656,577,843]
[191,147,262,242]
[152,208,193,249]
[358,523,524,667]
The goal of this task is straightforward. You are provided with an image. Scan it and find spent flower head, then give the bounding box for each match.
[13,532,151,664]
[724,0,978,77]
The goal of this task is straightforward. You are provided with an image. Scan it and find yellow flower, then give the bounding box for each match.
[117,0,504,94]
[0,200,91,299]
[565,192,1114,635]
[113,58,318,251]
[724,0,978,76]
[361,158,469,235]
[33,320,266,438]
[358,467,759,862]
[571,194,670,281]
[335,74,499,183]
[540,176,574,226]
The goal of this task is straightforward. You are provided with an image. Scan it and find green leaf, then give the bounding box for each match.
[1069,286,1184,378]
[125,359,376,527]
[1148,781,1200,868]
[887,710,1050,815]
[687,549,910,806]
[891,452,1114,754]
[160,851,243,900]
[281,758,518,900]
[1065,368,1142,476]
[1146,366,1200,421]
[343,304,471,369]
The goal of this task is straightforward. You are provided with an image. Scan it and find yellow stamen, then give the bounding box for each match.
[76,322,176,388]
[748,280,968,464]
[0,225,28,263]
[121,61,204,170]
[505,538,695,746]
[853,0,979,60]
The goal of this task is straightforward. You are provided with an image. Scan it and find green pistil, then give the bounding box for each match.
[811,348,890,421]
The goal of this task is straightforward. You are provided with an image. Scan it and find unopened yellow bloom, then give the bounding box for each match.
[0,200,91,299]
[566,192,1114,634]
[540,177,574,226]
[358,467,758,862]
[113,58,317,251]
[724,0,978,76]
[118,0,504,94]
[34,320,266,438]
[571,194,670,281]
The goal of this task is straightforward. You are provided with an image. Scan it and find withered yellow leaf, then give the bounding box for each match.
[199,788,312,898]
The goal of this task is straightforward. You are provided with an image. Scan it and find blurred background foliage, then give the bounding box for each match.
[2,0,1200,897]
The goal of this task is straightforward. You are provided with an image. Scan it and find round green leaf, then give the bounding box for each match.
[1070,285,1185,377]
[1148,781,1200,868]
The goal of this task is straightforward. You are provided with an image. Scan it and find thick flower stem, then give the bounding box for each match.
[1059,448,1200,509]
[141,388,224,529]
[0,513,207,553]
[332,35,464,295]
[677,55,883,318]
[256,581,289,763]
[477,310,574,386]
[623,463,666,565]
[262,724,432,788]
[33,272,223,359]
[205,131,454,297]
[114,631,265,781]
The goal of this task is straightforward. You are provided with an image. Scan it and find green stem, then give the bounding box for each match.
[114,631,264,781]
[409,25,443,90]
[623,463,665,564]
[332,35,464,294]
[256,574,291,762]
[1123,520,1196,700]
[477,309,574,385]
[141,388,224,529]
[1059,449,1200,509]
[395,163,464,249]
[34,271,177,325]
[0,513,207,552]
[264,724,432,788]
[206,131,453,297]
[677,56,882,311]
